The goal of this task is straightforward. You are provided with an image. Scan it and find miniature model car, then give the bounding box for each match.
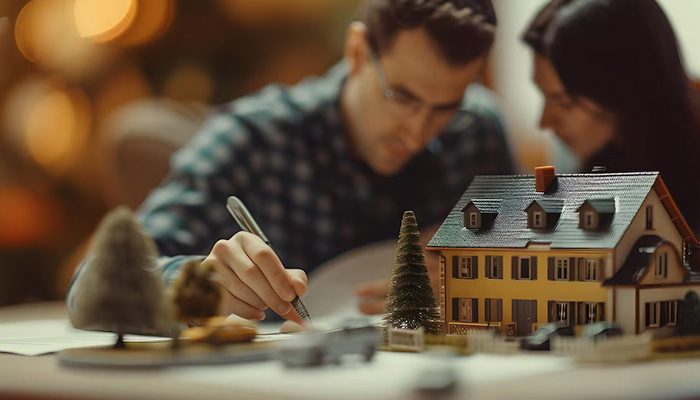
[520,321,574,351]
[276,320,381,368]
[581,321,623,340]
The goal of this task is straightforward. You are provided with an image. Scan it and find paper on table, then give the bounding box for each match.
[0,319,166,356]
[302,239,396,329]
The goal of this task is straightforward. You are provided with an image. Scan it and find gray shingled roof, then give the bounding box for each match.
[603,235,664,286]
[462,199,502,214]
[427,172,659,249]
[578,198,616,214]
[529,199,565,214]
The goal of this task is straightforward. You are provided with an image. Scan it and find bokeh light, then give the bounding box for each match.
[15,0,115,80]
[0,185,62,248]
[74,0,137,42]
[23,88,91,175]
[119,0,174,47]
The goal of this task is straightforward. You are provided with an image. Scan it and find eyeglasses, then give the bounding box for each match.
[369,48,461,118]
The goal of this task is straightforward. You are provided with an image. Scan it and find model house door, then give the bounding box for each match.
[512,299,537,336]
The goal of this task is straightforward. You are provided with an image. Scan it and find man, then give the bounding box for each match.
[79,0,513,325]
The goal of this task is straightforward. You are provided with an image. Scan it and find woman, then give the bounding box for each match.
[523,0,700,232]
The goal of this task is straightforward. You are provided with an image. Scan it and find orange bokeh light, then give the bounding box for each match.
[119,0,174,47]
[74,0,137,42]
[0,186,62,248]
[23,88,91,175]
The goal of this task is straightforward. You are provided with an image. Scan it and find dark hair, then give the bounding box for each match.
[362,0,497,65]
[523,0,700,230]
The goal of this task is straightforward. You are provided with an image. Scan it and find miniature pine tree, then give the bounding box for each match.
[69,206,179,345]
[172,259,223,325]
[675,290,700,336]
[383,211,442,335]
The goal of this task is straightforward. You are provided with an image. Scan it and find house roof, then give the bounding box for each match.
[427,172,697,249]
[603,235,665,286]
[528,199,565,214]
[577,198,615,214]
[462,199,502,214]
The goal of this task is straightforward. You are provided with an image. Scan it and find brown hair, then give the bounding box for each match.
[362,0,497,65]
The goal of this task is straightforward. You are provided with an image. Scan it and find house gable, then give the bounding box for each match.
[638,242,687,285]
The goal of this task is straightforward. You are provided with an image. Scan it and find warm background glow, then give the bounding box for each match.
[0,0,698,307]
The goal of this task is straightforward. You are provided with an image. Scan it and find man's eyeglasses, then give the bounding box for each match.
[369,48,462,118]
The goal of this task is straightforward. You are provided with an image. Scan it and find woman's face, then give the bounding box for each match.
[532,54,617,161]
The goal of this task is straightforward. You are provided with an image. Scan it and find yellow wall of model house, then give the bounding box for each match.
[441,248,612,328]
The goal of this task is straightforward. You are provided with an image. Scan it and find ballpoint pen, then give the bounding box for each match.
[225,196,313,326]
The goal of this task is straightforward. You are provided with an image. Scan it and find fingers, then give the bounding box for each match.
[288,269,308,297]
[218,292,266,321]
[235,233,297,302]
[355,278,389,315]
[358,298,385,315]
[210,257,267,310]
[355,278,390,298]
[211,235,293,318]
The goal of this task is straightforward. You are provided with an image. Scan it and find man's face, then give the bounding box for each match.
[532,54,616,162]
[346,28,483,176]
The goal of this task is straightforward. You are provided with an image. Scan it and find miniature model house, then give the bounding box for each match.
[427,167,700,336]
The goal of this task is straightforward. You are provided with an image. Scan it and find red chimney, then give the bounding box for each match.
[535,166,556,192]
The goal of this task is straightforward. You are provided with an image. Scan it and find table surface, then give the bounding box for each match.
[2,302,700,400]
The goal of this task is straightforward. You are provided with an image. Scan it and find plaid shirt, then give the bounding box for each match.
[138,62,514,284]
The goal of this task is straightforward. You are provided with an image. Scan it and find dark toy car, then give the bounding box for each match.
[581,321,623,340]
[520,321,574,351]
[276,320,381,368]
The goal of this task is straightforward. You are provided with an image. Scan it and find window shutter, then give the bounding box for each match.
[548,257,554,280]
[512,256,518,280]
[548,301,555,322]
[569,257,576,281]
[645,303,650,327]
[453,256,459,278]
[578,258,585,281]
[472,256,479,279]
[512,299,518,322]
[578,302,586,325]
[452,298,460,321]
[568,301,576,327]
[485,299,491,322]
[598,303,605,322]
[496,257,503,279]
[660,301,669,326]
[485,256,492,278]
[472,298,479,322]
[531,257,538,280]
[598,258,604,281]
[497,299,503,322]
[531,300,538,323]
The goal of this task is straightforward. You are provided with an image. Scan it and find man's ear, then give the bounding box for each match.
[344,21,368,76]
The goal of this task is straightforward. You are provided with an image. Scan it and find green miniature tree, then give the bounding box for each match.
[69,206,179,347]
[383,211,442,335]
[172,259,223,326]
[675,290,700,336]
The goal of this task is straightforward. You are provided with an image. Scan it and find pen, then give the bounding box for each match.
[225,196,313,326]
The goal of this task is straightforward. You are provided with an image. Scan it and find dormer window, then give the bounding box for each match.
[533,211,544,228]
[469,212,478,227]
[525,199,563,230]
[462,199,501,230]
[576,198,615,230]
[584,211,597,229]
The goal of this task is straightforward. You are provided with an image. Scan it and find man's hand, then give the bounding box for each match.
[205,231,307,324]
[355,278,390,315]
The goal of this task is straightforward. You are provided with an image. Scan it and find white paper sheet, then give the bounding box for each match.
[0,319,166,356]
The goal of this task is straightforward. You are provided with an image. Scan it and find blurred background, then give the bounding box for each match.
[0,0,698,306]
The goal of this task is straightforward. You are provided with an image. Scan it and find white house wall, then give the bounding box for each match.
[614,288,636,335]
[637,286,700,333]
[614,188,684,275]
